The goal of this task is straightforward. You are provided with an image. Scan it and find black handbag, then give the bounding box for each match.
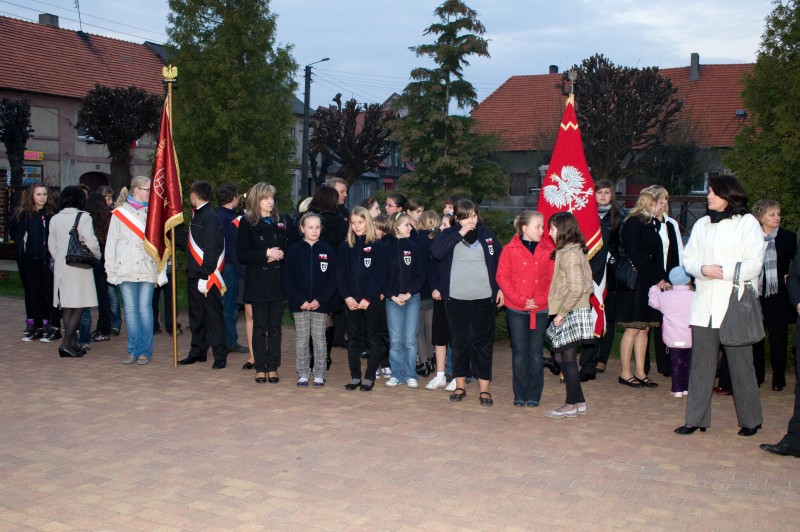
[719,262,765,346]
[607,231,637,291]
[65,212,98,269]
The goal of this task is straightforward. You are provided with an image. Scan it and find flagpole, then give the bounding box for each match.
[165,71,178,368]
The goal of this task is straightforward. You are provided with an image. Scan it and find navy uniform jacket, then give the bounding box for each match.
[187,202,224,280]
[236,216,286,302]
[383,236,426,298]
[337,235,387,304]
[283,239,337,313]
[430,224,502,300]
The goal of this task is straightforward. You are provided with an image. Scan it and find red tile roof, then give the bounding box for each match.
[0,16,165,99]
[473,63,753,151]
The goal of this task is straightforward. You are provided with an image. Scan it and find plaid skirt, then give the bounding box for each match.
[545,307,594,352]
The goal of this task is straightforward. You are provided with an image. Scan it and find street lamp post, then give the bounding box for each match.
[302,57,330,197]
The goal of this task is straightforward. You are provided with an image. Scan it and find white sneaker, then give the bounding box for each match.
[382,367,392,378]
[385,377,401,387]
[425,375,447,389]
[672,392,683,398]
[407,378,419,388]
[544,405,578,418]
[576,403,588,415]
[682,390,688,396]
[445,378,457,392]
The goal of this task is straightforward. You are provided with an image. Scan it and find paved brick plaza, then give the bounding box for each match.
[0,294,798,530]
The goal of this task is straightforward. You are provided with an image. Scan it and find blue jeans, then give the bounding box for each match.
[221,263,239,347]
[108,284,122,330]
[79,308,92,344]
[506,308,547,402]
[119,281,155,359]
[386,293,421,382]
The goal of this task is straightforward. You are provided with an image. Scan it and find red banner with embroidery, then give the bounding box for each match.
[112,207,146,241]
[537,94,602,259]
[187,229,226,296]
[144,92,184,272]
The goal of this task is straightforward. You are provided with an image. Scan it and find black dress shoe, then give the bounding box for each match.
[579,373,596,382]
[360,383,374,391]
[242,361,254,370]
[543,357,560,375]
[773,385,784,391]
[738,424,761,437]
[211,360,226,369]
[674,425,706,434]
[619,376,643,388]
[58,346,83,358]
[760,441,800,457]
[635,376,658,388]
[228,343,249,354]
[178,355,208,365]
[344,381,361,390]
[267,376,279,384]
[255,374,267,384]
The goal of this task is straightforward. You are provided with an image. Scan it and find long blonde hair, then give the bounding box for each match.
[418,210,441,238]
[346,206,378,247]
[244,182,279,225]
[626,188,659,224]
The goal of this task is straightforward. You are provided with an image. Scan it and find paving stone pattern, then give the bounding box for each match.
[0,295,798,530]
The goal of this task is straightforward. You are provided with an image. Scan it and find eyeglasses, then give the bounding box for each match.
[138,187,151,192]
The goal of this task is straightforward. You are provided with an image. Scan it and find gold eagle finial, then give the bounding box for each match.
[162,65,178,82]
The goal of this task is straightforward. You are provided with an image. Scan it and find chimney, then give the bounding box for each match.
[689,52,700,81]
[38,13,59,28]
[549,65,559,74]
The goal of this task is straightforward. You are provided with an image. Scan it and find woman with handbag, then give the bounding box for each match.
[608,188,671,389]
[675,175,764,436]
[543,212,593,418]
[47,186,102,358]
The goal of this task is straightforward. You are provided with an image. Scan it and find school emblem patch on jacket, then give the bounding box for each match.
[486,238,494,256]
[403,249,412,266]
[363,246,372,268]
[319,253,328,272]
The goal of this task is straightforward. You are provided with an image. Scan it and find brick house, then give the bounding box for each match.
[472,54,753,208]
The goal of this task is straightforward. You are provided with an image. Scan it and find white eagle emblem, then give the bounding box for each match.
[403,250,412,266]
[543,165,593,211]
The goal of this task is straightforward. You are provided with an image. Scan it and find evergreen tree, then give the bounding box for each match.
[309,93,396,187]
[390,0,506,205]
[0,96,33,187]
[727,0,800,227]
[76,84,161,193]
[167,0,297,202]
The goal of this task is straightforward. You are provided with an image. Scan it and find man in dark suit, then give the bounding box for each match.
[179,180,229,369]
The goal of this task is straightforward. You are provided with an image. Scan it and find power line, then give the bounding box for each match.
[26,0,167,38]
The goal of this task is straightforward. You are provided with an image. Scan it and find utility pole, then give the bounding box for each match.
[302,57,329,196]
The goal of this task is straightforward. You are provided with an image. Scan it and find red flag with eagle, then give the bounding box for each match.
[144,92,183,271]
[537,93,606,336]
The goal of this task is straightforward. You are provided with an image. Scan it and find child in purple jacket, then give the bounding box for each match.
[648,266,695,397]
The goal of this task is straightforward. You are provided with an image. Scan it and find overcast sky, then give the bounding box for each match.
[2,0,774,110]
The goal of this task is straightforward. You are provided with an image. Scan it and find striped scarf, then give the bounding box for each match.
[761,228,778,297]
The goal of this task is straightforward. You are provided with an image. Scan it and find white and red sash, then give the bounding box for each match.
[231,215,242,228]
[590,273,607,337]
[188,228,226,296]
[112,207,145,241]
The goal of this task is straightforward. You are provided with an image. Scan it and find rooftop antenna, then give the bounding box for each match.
[74,0,84,32]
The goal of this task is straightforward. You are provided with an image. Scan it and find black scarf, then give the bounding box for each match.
[521,237,538,255]
[708,211,728,223]
[462,226,479,245]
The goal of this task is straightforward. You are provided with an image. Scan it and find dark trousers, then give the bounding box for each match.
[153,273,179,334]
[345,303,383,381]
[252,299,284,373]
[652,326,671,375]
[445,298,496,381]
[92,260,110,334]
[187,279,228,363]
[220,263,240,347]
[20,257,52,326]
[752,322,789,388]
[781,363,800,448]
[597,321,616,365]
[669,347,692,393]
[379,299,390,368]
[506,309,547,402]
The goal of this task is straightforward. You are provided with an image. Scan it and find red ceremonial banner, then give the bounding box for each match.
[537,94,602,259]
[144,93,184,271]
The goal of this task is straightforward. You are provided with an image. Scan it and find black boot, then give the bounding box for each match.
[543,356,561,376]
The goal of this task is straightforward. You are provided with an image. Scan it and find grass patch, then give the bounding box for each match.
[0,271,24,297]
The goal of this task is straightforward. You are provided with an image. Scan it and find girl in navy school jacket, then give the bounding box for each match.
[337,206,388,391]
[283,212,338,387]
[383,212,426,388]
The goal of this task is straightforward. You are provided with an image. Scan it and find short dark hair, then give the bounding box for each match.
[190,180,213,201]
[59,185,87,210]
[216,183,239,205]
[445,193,466,207]
[453,198,478,221]
[708,175,748,217]
[386,192,407,209]
[308,185,339,214]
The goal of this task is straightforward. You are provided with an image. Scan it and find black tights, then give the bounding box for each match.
[61,307,84,350]
[555,348,585,405]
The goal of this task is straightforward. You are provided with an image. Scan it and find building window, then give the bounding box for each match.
[691,171,718,194]
[509,172,529,196]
